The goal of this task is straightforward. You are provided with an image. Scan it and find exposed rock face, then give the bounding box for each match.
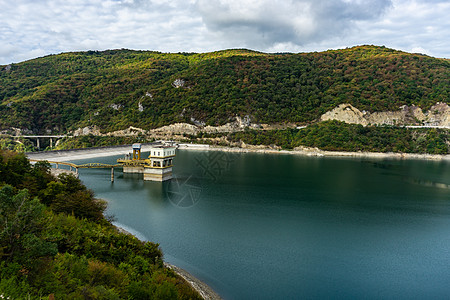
[190,117,205,127]
[109,103,122,110]
[203,123,239,133]
[152,123,198,135]
[151,121,246,136]
[172,79,186,88]
[321,103,450,127]
[73,126,148,136]
[425,102,450,126]
[151,115,256,135]
[73,126,102,136]
[106,126,147,136]
[0,127,33,136]
[321,104,368,126]
[236,115,251,128]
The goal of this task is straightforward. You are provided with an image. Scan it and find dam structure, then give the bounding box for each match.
[117,143,176,181]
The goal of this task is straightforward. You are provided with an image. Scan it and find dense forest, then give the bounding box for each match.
[0,150,201,299]
[1,46,449,133]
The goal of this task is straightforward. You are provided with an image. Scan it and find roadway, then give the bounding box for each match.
[26,143,162,162]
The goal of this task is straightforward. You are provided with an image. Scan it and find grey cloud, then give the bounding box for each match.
[196,0,392,48]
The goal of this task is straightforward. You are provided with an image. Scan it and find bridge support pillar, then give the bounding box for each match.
[111,168,114,182]
[36,138,40,150]
[50,138,53,149]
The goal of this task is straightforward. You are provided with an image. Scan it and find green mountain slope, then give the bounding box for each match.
[1,46,449,134]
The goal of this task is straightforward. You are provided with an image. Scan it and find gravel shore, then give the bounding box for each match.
[179,143,450,161]
[164,263,222,300]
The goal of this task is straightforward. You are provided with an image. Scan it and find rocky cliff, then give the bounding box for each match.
[321,103,450,127]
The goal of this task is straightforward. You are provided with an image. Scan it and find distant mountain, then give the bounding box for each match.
[1,45,449,134]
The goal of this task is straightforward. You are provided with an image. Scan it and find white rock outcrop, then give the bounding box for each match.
[73,126,102,136]
[152,123,199,135]
[72,126,148,137]
[424,102,450,126]
[109,103,122,110]
[321,104,369,125]
[172,79,186,88]
[320,103,450,127]
[106,126,147,136]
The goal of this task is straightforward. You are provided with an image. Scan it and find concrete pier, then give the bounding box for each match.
[143,167,173,182]
[111,167,114,182]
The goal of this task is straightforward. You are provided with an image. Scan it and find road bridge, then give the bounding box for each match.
[13,135,71,150]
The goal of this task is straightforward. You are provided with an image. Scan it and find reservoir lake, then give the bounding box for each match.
[72,150,450,299]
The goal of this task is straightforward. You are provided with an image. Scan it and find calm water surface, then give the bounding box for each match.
[73,150,450,299]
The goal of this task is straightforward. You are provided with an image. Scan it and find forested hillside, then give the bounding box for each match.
[1,46,449,134]
[0,151,201,299]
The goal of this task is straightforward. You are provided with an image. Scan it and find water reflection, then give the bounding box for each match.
[404,177,450,190]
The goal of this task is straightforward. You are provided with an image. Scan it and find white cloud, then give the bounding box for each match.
[346,0,450,58]
[0,0,450,64]
[0,0,206,64]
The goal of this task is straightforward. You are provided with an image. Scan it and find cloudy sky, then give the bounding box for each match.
[1,0,449,65]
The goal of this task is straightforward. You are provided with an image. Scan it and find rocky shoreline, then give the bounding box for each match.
[178,143,450,161]
[164,263,222,300]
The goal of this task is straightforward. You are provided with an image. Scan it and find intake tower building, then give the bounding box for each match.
[117,143,176,181]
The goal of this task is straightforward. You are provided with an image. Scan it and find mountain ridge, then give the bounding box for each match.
[1,45,449,134]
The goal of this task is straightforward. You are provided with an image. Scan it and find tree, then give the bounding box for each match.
[0,151,30,186]
[0,185,57,263]
[41,174,107,222]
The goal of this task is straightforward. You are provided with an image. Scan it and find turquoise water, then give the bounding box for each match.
[73,150,450,299]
